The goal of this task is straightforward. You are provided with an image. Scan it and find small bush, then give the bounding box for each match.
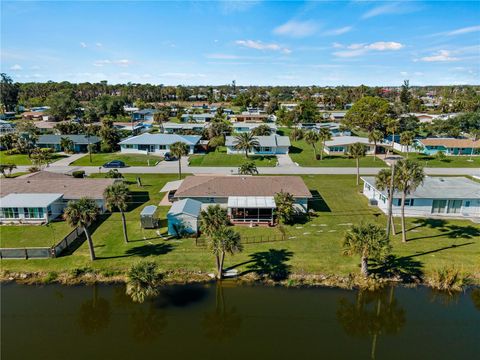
[28,166,40,173]
[428,267,469,292]
[42,272,58,284]
[72,170,85,178]
[105,169,123,178]
[69,266,94,277]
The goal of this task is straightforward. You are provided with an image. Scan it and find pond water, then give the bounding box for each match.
[1,283,479,360]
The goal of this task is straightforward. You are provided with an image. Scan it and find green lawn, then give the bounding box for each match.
[189,147,277,167]
[70,153,162,167]
[0,151,67,166]
[1,173,478,282]
[397,152,480,168]
[0,221,73,248]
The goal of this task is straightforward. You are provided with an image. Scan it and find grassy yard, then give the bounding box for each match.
[70,153,162,167]
[0,151,67,166]
[397,152,480,168]
[1,173,478,281]
[189,147,277,167]
[0,221,73,248]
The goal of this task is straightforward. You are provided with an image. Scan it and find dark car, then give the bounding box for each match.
[103,160,126,168]
[163,152,177,161]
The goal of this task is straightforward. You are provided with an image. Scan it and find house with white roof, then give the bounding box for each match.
[119,133,202,155]
[361,176,480,221]
[225,134,290,155]
[323,136,388,155]
[231,122,277,134]
[167,198,202,236]
[180,113,215,123]
[162,122,208,134]
[297,122,351,137]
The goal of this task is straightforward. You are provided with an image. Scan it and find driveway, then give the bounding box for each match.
[48,153,86,167]
[276,154,296,167]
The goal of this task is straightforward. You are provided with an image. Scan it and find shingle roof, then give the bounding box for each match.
[37,134,101,145]
[418,138,480,148]
[175,176,311,198]
[119,133,201,146]
[168,198,202,217]
[361,176,480,199]
[225,135,290,147]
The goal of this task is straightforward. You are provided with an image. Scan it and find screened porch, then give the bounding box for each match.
[227,196,276,224]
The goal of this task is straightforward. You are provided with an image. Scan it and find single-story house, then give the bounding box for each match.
[231,122,277,134]
[233,114,272,123]
[298,122,351,137]
[416,138,480,156]
[180,114,215,123]
[163,122,208,134]
[225,134,290,155]
[329,112,347,122]
[37,134,101,152]
[167,198,202,236]
[0,120,15,134]
[323,136,388,155]
[119,133,202,155]
[361,176,480,221]
[0,172,116,224]
[209,107,234,115]
[280,103,298,111]
[132,109,158,122]
[174,175,312,224]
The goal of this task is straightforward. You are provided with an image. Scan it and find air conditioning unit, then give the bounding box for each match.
[368,198,378,206]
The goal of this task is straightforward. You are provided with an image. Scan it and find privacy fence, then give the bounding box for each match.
[0,226,85,259]
[195,232,287,247]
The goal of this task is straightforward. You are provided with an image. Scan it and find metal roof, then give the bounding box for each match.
[140,205,158,216]
[225,135,290,148]
[325,136,383,147]
[227,196,276,209]
[168,198,202,218]
[159,180,184,193]
[119,133,201,146]
[37,134,101,145]
[361,176,480,199]
[0,193,63,208]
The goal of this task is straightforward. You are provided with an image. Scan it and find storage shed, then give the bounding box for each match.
[167,199,202,236]
[140,205,158,229]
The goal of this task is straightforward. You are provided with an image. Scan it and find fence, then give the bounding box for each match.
[195,233,287,247]
[0,226,85,259]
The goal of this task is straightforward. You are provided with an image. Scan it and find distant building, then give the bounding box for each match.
[297,122,351,137]
[225,134,290,155]
[0,120,15,134]
[163,122,208,134]
[119,133,201,155]
[180,113,215,123]
[231,122,277,134]
[233,114,273,123]
[132,109,158,122]
[323,136,388,155]
[416,138,480,156]
[37,134,101,152]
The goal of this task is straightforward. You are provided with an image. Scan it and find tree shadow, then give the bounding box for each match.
[409,218,448,232]
[405,242,474,258]
[241,249,293,281]
[153,284,208,308]
[289,145,303,154]
[97,243,174,259]
[309,190,332,212]
[127,191,150,211]
[369,255,424,283]
[408,224,480,241]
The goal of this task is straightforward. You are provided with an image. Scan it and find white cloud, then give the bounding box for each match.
[10,64,22,71]
[362,2,418,19]
[446,25,480,36]
[80,42,87,48]
[323,26,352,36]
[400,71,408,76]
[30,65,40,70]
[332,42,344,49]
[419,50,459,62]
[334,41,404,57]
[236,40,291,54]
[273,20,317,38]
[93,59,132,67]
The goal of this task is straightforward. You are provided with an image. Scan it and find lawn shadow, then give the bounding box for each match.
[97,243,174,259]
[127,191,150,211]
[369,255,424,283]
[407,222,480,241]
[240,249,293,281]
[289,145,303,154]
[309,190,332,212]
[406,242,474,258]
[409,218,448,232]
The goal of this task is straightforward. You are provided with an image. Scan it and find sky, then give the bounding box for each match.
[1,0,479,86]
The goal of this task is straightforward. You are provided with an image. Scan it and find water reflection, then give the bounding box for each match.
[77,285,111,335]
[202,283,242,342]
[130,305,168,343]
[336,287,405,359]
[471,289,480,311]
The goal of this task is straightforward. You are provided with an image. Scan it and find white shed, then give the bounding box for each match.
[167,198,202,236]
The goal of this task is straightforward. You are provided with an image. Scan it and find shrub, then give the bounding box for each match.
[428,267,469,292]
[105,169,123,178]
[72,170,85,178]
[69,266,94,277]
[42,272,58,284]
[208,135,225,150]
[28,166,40,173]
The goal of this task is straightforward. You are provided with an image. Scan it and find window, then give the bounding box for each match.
[1,208,19,218]
[263,147,271,152]
[125,144,134,149]
[447,200,462,214]
[158,145,167,150]
[24,207,45,219]
[404,199,415,206]
[432,199,447,214]
[465,201,470,207]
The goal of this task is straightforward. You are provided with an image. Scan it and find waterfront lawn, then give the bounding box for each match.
[189,147,277,167]
[0,151,67,166]
[0,221,73,248]
[70,152,162,167]
[397,152,480,168]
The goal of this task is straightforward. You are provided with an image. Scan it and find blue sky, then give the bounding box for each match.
[1,1,479,86]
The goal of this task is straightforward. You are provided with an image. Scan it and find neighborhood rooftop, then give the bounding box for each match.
[417,138,480,148]
[168,198,202,217]
[37,134,101,144]
[324,136,384,147]
[174,176,311,198]
[225,134,290,148]
[0,193,63,208]
[119,133,202,145]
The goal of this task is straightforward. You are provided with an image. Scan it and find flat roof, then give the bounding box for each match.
[225,135,290,147]
[160,180,184,193]
[140,205,157,216]
[0,193,63,208]
[228,196,276,209]
[325,136,386,147]
[119,133,201,146]
[168,198,202,217]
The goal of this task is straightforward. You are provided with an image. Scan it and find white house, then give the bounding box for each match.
[162,122,208,134]
[180,113,214,123]
[323,136,388,155]
[119,133,202,155]
[225,134,290,155]
[297,122,351,137]
[231,122,277,134]
[167,198,202,236]
[361,176,480,221]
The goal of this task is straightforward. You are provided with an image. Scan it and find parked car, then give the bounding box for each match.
[103,160,126,168]
[164,152,177,161]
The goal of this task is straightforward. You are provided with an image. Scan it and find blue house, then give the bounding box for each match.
[132,109,158,122]
[37,135,101,152]
[416,138,480,156]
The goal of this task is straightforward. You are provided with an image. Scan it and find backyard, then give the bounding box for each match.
[189,147,277,167]
[0,151,67,166]
[70,152,162,167]
[1,173,478,281]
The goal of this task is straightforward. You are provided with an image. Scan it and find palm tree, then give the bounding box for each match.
[348,142,367,185]
[368,129,384,161]
[63,197,100,261]
[238,161,258,175]
[209,226,243,279]
[126,261,159,303]
[400,131,415,158]
[394,159,425,243]
[469,129,480,161]
[342,223,391,276]
[251,124,271,136]
[304,130,320,160]
[234,132,259,158]
[289,128,304,141]
[274,191,295,224]
[317,127,332,160]
[104,182,131,243]
[200,205,229,237]
[386,119,399,154]
[169,141,190,179]
[375,168,397,236]
[60,137,74,153]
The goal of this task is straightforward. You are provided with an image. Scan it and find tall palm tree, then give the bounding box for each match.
[349,142,367,185]
[304,130,320,160]
[60,137,74,153]
[368,129,384,161]
[234,132,259,158]
[169,141,190,179]
[104,182,131,243]
[400,131,415,158]
[318,127,332,160]
[209,226,243,279]
[375,168,397,236]
[63,197,100,261]
[238,161,258,175]
[251,124,271,136]
[342,223,391,276]
[394,159,425,242]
